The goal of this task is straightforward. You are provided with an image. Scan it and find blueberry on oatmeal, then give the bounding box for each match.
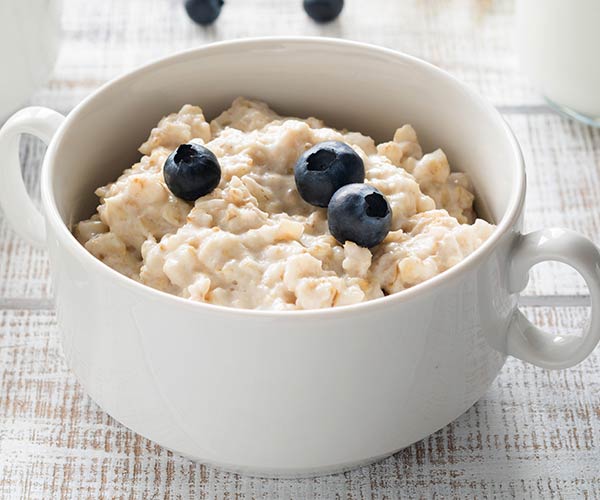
[294,141,364,207]
[164,143,221,201]
[328,184,392,248]
[74,98,495,310]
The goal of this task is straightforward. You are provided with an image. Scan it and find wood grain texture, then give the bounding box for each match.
[33,0,540,111]
[0,138,50,300]
[0,307,598,499]
[507,114,600,297]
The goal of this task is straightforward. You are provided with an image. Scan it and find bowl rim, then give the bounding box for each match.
[41,36,526,318]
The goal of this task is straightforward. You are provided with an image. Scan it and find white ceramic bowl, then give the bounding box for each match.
[1,38,600,478]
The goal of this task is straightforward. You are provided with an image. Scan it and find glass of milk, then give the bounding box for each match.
[517,0,600,127]
[0,1,62,122]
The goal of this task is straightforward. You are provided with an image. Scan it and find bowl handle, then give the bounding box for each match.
[507,228,600,369]
[0,107,65,248]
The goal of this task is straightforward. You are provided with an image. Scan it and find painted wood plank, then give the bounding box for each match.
[0,307,597,498]
[0,138,51,300]
[30,0,538,112]
[507,113,600,297]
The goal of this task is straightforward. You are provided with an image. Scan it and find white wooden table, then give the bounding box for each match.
[1,0,599,497]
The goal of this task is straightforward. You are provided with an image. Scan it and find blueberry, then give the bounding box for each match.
[328,184,392,248]
[163,143,221,201]
[184,0,224,25]
[294,141,364,207]
[303,0,344,23]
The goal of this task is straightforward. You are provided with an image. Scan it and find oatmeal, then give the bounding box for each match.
[74,97,494,310]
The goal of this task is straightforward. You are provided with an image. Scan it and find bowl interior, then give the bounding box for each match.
[50,39,520,229]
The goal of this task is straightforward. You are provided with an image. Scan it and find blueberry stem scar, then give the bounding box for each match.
[365,193,389,218]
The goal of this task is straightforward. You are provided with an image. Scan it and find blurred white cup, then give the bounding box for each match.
[0,0,62,121]
[517,0,600,127]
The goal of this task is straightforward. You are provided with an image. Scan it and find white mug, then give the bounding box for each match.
[1,38,599,477]
[0,0,62,121]
[517,0,600,126]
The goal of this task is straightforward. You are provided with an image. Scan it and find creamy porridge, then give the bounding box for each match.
[75,97,495,310]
